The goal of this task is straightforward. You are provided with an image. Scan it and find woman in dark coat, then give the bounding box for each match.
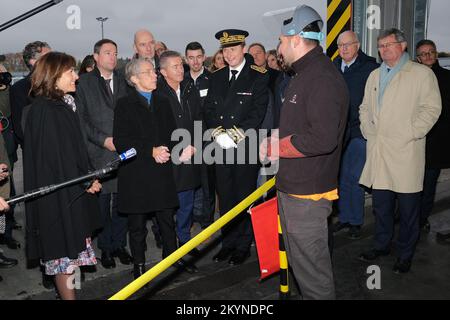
[114,57,194,279]
[24,52,102,300]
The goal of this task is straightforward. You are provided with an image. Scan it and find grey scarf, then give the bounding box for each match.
[378,52,410,107]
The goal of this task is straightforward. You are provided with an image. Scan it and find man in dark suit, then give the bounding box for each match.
[184,42,215,229]
[204,29,269,265]
[75,39,131,269]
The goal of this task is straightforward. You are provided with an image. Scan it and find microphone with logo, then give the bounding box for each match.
[6,148,137,206]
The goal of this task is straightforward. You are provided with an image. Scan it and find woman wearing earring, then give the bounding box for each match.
[24,51,102,300]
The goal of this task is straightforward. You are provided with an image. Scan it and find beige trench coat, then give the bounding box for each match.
[359,61,442,193]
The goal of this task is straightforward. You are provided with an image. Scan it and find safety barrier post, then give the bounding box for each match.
[278,214,289,299]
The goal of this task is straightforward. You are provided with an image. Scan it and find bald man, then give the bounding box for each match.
[332,31,379,240]
[133,29,159,68]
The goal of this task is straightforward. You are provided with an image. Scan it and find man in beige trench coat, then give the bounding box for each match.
[358,28,441,274]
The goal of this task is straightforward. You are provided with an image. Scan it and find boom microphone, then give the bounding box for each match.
[6,148,137,205]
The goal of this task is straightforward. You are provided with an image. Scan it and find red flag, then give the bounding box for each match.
[250,197,279,280]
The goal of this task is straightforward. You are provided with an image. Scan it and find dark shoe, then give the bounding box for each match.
[174,259,198,274]
[346,225,362,240]
[213,247,234,262]
[436,231,450,243]
[153,230,162,249]
[0,253,18,268]
[0,236,21,250]
[0,275,3,282]
[393,259,411,274]
[112,247,132,265]
[12,222,22,230]
[333,221,351,233]
[421,221,431,233]
[359,249,390,262]
[100,251,116,269]
[133,263,146,279]
[188,248,202,258]
[42,274,55,289]
[228,250,250,266]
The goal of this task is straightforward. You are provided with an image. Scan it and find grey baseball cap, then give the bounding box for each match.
[281,5,324,40]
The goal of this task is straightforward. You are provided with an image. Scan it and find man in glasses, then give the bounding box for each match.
[332,31,379,240]
[415,39,450,237]
[358,29,442,274]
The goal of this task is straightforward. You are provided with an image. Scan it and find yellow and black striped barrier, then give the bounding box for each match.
[278,215,289,299]
[326,0,352,61]
[109,178,276,300]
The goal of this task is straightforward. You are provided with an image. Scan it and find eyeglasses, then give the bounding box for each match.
[377,41,401,49]
[417,50,437,58]
[337,41,358,49]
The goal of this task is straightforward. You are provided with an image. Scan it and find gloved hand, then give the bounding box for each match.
[226,126,245,144]
[215,132,237,149]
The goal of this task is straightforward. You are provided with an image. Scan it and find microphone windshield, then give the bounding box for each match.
[119,148,137,161]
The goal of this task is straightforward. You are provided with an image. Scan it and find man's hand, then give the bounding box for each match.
[104,137,116,152]
[153,146,171,163]
[259,129,279,162]
[179,145,197,163]
[86,180,102,194]
[0,163,9,182]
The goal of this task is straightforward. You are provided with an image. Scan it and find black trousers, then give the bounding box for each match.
[420,168,441,226]
[215,162,259,253]
[127,209,177,264]
[372,190,421,261]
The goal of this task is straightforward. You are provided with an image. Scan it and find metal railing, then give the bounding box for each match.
[109,177,276,300]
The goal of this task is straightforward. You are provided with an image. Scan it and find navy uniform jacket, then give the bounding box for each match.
[204,56,269,132]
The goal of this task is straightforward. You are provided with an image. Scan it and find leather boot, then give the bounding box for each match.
[133,263,146,280]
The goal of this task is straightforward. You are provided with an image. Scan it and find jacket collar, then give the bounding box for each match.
[292,46,324,74]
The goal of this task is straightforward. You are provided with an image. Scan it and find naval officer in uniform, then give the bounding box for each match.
[204,29,269,265]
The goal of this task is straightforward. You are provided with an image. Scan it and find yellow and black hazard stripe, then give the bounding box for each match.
[326,0,352,61]
[278,215,289,299]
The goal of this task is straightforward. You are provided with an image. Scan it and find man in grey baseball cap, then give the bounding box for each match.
[260,5,349,299]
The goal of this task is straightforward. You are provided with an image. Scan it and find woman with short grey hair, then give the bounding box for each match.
[113,58,192,279]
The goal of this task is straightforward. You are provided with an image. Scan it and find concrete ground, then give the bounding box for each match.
[1,148,450,300]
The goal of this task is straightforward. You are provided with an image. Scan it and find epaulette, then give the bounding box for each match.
[250,65,267,74]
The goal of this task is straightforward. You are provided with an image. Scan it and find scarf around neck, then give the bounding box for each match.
[378,52,410,107]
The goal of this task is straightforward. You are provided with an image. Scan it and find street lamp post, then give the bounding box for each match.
[96,17,108,39]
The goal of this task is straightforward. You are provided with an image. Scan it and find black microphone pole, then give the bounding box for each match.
[5,148,137,206]
[6,165,115,206]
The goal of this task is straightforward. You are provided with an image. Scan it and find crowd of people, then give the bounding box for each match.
[0,4,449,300]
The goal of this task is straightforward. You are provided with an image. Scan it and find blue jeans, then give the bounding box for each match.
[176,190,195,244]
[337,138,366,226]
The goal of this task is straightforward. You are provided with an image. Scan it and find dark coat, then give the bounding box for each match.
[277,46,349,195]
[9,74,31,145]
[156,77,201,192]
[113,89,179,214]
[184,68,211,109]
[24,97,101,261]
[75,67,129,193]
[333,50,379,141]
[426,62,450,169]
[204,54,269,131]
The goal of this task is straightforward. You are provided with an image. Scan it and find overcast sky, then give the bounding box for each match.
[1,0,449,60]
